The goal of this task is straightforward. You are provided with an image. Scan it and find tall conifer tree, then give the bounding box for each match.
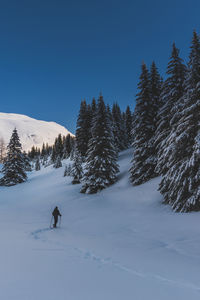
[76,100,90,157]
[81,95,119,194]
[0,128,27,186]
[159,31,200,211]
[125,105,133,146]
[155,43,186,175]
[130,63,157,185]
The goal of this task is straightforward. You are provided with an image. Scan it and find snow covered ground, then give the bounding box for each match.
[1,149,200,300]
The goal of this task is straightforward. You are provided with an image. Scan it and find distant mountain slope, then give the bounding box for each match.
[0,112,74,151]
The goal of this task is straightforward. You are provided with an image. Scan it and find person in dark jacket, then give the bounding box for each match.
[52,206,62,228]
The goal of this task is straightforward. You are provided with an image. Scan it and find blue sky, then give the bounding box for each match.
[0,0,200,133]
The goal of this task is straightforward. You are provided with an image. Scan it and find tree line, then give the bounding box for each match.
[0,30,199,212]
[130,30,200,212]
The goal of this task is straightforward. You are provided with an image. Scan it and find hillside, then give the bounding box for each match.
[0,149,200,300]
[0,112,74,151]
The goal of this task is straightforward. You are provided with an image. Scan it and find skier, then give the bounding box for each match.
[52,206,62,228]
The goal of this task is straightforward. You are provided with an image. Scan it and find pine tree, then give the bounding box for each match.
[0,138,6,163]
[91,97,97,114]
[29,146,37,160]
[35,157,41,171]
[81,95,119,194]
[0,128,27,186]
[63,134,74,158]
[23,151,32,172]
[54,155,62,169]
[150,61,162,110]
[112,103,127,151]
[76,100,90,157]
[51,146,56,164]
[125,105,133,146]
[71,147,83,184]
[159,31,200,211]
[155,43,186,175]
[64,164,72,177]
[54,134,64,159]
[130,63,157,185]
[40,143,46,158]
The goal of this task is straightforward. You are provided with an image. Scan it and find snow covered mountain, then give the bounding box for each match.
[0,113,74,151]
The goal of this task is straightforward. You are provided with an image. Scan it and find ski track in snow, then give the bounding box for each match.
[2,149,200,299]
[30,227,200,293]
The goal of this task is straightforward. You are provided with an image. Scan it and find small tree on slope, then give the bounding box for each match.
[35,157,41,171]
[130,63,158,185]
[81,95,119,194]
[0,128,27,186]
[54,155,62,169]
[71,147,83,184]
[23,151,32,172]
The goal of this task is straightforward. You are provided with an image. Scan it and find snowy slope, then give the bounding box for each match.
[0,149,200,300]
[0,112,74,151]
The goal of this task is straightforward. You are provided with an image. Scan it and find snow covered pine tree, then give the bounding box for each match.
[112,103,128,151]
[54,155,62,168]
[125,105,133,147]
[130,63,158,185]
[155,43,186,175]
[0,128,27,186]
[81,95,119,194]
[35,157,41,171]
[71,147,83,184]
[76,100,91,158]
[159,31,200,211]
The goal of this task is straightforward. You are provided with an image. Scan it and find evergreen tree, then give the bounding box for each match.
[54,134,64,158]
[159,31,200,211]
[63,134,73,158]
[150,61,162,113]
[0,128,27,186]
[28,146,37,159]
[35,157,41,171]
[81,95,119,194]
[0,138,6,163]
[76,100,90,157]
[40,143,46,158]
[112,103,127,151]
[84,103,93,145]
[130,63,157,185]
[64,164,72,177]
[185,30,200,89]
[23,151,32,172]
[125,105,133,146]
[51,146,56,164]
[91,97,97,114]
[155,43,186,175]
[71,147,83,184]
[54,155,62,169]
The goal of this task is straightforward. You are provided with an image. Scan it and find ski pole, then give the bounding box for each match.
[50,215,53,228]
[59,216,62,228]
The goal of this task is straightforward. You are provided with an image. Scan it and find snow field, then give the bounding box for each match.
[0,149,200,299]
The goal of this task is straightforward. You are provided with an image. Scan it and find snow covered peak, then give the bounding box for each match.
[0,112,74,151]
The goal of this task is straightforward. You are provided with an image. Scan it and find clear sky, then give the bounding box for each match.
[0,0,200,133]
